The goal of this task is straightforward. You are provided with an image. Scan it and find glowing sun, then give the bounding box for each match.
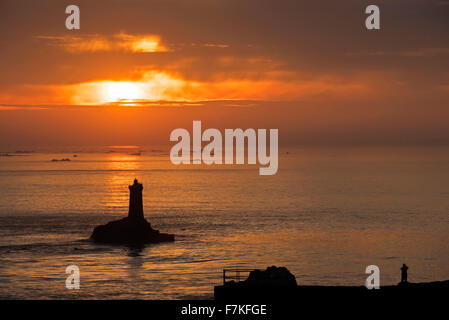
[106,82,141,101]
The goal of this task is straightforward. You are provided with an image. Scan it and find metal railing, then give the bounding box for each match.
[222,268,259,285]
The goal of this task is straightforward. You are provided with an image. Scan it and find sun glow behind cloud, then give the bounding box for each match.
[70,72,188,105]
[104,82,141,102]
[68,70,376,106]
[2,31,425,107]
[0,69,384,108]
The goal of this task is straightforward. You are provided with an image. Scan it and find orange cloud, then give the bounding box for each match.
[0,70,378,107]
[37,33,169,53]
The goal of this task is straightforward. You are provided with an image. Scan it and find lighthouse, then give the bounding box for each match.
[128,178,144,219]
[91,178,174,244]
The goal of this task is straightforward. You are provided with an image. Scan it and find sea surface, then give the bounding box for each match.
[0,147,449,299]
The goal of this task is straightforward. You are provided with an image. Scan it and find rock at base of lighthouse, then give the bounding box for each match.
[91,179,174,245]
[91,216,174,245]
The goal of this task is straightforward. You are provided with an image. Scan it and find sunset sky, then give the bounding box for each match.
[0,0,448,149]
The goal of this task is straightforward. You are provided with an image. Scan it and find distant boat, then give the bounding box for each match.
[51,158,71,162]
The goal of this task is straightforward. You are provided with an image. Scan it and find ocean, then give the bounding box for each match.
[0,147,448,299]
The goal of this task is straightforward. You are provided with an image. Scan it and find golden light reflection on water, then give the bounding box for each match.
[101,154,143,210]
[8,226,444,300]
[1,150,449,298]
[105,155,142,170]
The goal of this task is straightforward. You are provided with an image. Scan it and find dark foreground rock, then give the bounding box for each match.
[215,265,449,302]
[245,266,297,287]
[91,216,174,245]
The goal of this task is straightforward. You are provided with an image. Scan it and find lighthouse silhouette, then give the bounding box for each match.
[91,178,174,244]
[128,178,144,219]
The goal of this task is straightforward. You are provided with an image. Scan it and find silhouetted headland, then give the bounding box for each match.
[214,265,449,302]
[91,179,174,245]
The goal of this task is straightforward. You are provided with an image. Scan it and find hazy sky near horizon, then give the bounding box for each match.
[0,0,448,149]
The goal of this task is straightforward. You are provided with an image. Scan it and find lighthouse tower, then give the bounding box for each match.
[91,178,174,244]
[128,178,144,219]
